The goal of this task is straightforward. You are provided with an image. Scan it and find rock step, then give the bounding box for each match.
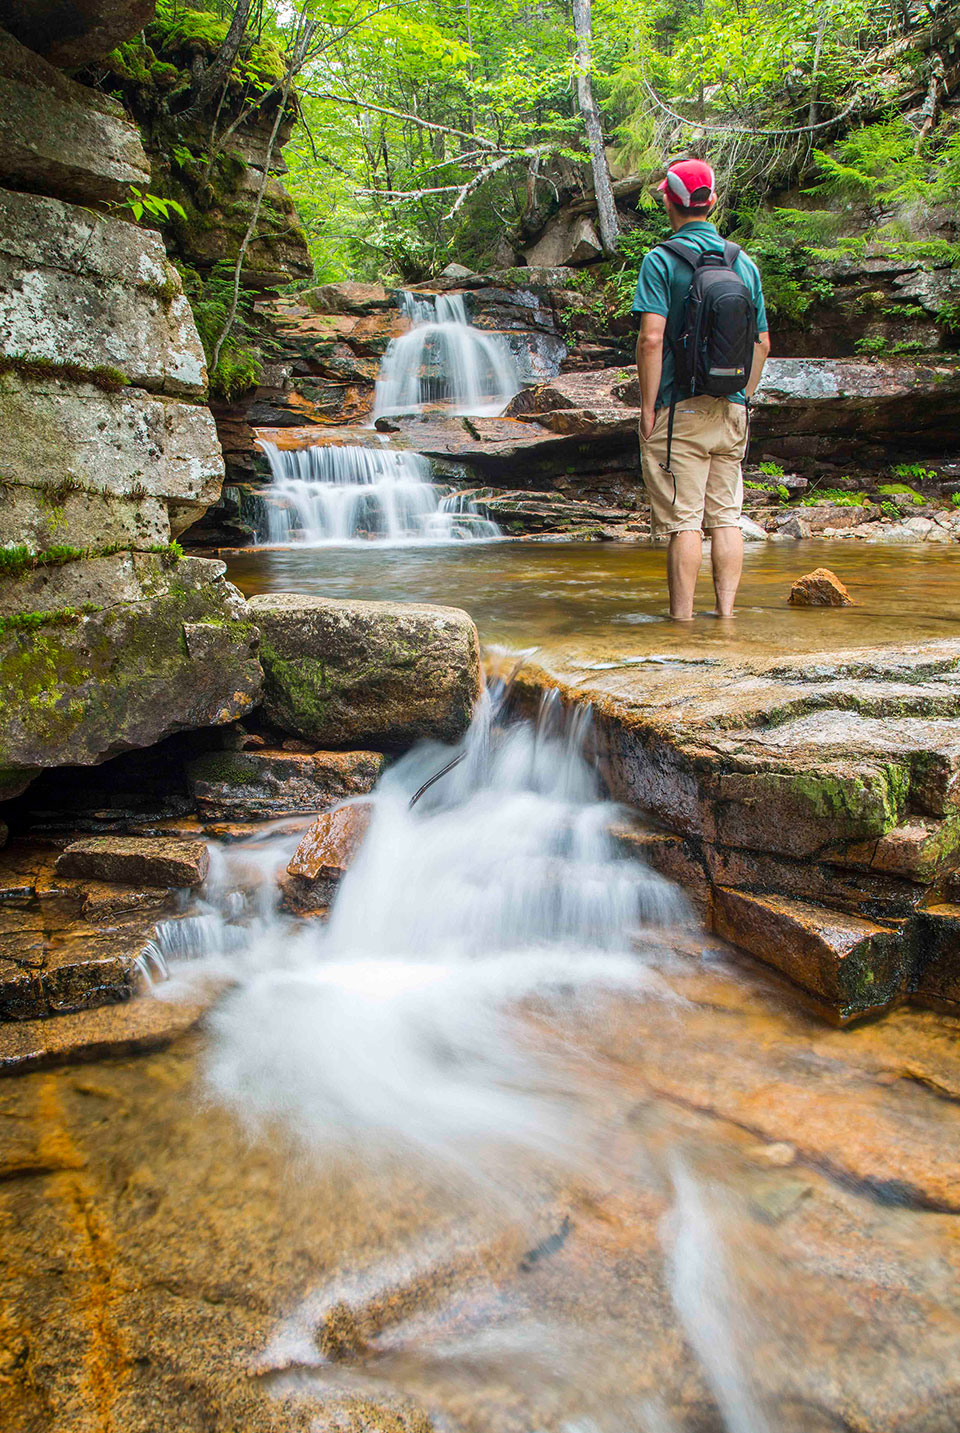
[186,747,386,822]
[56,835,210,889]
[0,920,151,1022]
[711,888,907,1024]
[0,993,206,1076]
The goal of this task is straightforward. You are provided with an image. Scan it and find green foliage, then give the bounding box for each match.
[951,492,960,509]
[758,461,784,477]
[855,335,887,355]
[811,120,928,205]
[880,500,899,518]
[121,185,188,226]
[799,488,867,506]
[177,263,263,399]
[892,463,938,482]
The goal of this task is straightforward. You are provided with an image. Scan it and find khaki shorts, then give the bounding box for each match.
[640,394,747,535]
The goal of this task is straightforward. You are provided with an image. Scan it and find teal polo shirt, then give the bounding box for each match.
[632,221,768,409]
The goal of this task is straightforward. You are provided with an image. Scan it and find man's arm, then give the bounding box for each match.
[746,330,771,398]
[636,312,666,441]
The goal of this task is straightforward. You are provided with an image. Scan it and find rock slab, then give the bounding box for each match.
[57,836,210,888]
[281,802,373,912]
[0,555,262,799]
[187,747,386,820]
[248,593,481,751]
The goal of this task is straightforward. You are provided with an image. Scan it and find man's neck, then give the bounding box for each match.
[669,213,715,233]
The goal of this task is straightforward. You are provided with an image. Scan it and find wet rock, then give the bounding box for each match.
[57,836,210,889]
[788,568,853,607]
[712,888,907,1023]
[0,26,149,205]
[280,802,373,912]
[0,922,147,1021]
[915,904,960,1010]
[187,748,386,820]
[248,592,481,751]
[0,555,262,799]
[0,994,205,1075]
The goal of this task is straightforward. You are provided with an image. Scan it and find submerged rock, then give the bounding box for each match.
[56,835,210,888]
[788,568,853,607]
[248,593,481,751]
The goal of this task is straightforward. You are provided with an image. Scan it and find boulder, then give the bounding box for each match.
[186,747,386,820]
[0,26,149,205]
[56,835,209,888]
[0,375,224,548]
[280,802,372,912]
[0,555,262,799]
[788,568,853,607]
[524,213,602,268]
[248,593,481,751]
[1,1,156,68]
[0,188,208,397]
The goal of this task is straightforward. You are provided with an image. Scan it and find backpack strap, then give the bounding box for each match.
[657,237,699,269]
[722,240,741,269]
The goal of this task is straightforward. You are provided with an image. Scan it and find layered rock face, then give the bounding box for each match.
[0,22,259,797]
[513,638,960,1023]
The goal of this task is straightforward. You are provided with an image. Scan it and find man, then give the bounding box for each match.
[633,158,771,620]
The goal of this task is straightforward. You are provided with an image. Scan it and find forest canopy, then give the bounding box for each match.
[108,0,959,285]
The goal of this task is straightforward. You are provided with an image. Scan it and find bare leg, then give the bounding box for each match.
[709,525,743,617]
[666,530,702,620]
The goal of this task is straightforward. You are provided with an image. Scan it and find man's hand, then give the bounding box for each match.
[639,408,656,442]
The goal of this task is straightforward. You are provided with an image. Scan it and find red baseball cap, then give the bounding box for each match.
[658,159,716,209]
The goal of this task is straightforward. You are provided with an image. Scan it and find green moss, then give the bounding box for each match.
[0,355,128,394]
[877,484,924,504]
[0,604,101,636]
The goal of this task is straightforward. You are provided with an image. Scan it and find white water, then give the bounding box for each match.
[255,437,500,545]
[153,687,775,1431]
[373,290,520,419]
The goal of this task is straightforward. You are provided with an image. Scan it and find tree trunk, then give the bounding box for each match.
[571,0,619,255]
[176,0,252,128]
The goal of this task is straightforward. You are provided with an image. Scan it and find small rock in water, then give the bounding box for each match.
[788,567,853,607]
[750,1141,797,1167]
[279,802,373,912]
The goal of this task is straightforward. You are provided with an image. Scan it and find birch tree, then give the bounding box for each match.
[571,0,619,254]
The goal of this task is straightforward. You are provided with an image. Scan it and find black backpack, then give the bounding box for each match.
[656,237,758,477]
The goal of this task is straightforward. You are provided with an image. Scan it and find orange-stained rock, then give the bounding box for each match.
[711,886,907,1022]
[280,802,373,912]
[788,567,853,606]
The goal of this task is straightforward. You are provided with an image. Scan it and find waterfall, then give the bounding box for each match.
[373,289,520,419]
[254,437,500,545]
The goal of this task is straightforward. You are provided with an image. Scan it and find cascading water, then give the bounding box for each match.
[373,290,520,419]
[255,437,500,545]
[148,683,785,1431]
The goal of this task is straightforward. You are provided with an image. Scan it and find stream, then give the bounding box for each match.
[7,547,959,1431]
